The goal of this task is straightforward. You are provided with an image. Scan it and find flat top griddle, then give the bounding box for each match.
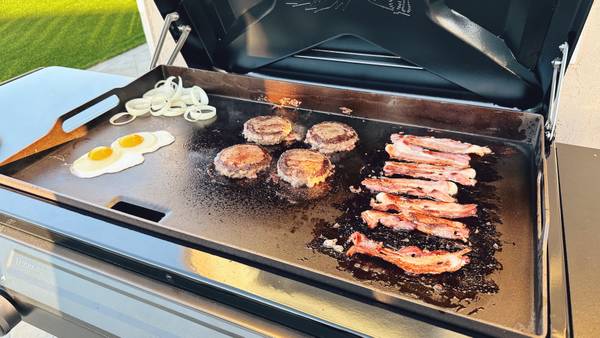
[0,67,544,337]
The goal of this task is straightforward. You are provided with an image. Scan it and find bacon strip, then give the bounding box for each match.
[362,209,416,231]
[392,133,492,156]
[383,161,477,186]
[361,210,469,242]
[346,232,471,274]
[371,192,477,219]
[361,177,458,202]
[386,140,471,169]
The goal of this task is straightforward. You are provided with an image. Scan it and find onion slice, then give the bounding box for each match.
[162,99,186,117]
[111,78,216,125]
[182,86,209,106]
[170,76,184,102]
[109,112,136,126]
[150,95,170,110]
[155,76,176,90]
[184,105,217,122]
[125,98,151,117]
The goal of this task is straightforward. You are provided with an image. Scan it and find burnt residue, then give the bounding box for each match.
[192,96,508,308]
[309,132,506,309]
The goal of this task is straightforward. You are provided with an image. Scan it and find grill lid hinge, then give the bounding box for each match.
[545,42,569,142]
[149,12,192,69]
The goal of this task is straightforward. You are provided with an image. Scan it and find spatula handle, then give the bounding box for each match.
[57,89,123,133]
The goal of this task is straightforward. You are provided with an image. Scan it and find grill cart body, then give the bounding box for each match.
[0,0,595,336]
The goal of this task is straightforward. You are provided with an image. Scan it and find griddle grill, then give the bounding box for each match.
[1,0,595,336]
[0,66,546,337]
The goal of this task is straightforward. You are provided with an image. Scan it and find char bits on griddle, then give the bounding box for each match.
[312,131,502,307]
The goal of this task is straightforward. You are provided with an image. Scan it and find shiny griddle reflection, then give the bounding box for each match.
[10,95,536,332]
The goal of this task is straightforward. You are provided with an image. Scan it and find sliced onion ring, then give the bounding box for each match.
[155,76,176,90]
[182,86,209,106]
[184,105,217,122]
[125,98,152,117]
[170,76,184,102]
[114,78,215,125]
[149,95,172,116]
[150,104,168,116]
[109,112,136,126]
[162,99,186,117]
[150,95,170,110]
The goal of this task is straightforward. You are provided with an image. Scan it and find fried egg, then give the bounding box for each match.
[111,131,175,154]
[71,130,175,178]
[70,146,144,178]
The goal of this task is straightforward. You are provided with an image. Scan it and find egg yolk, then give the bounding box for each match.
[88,146,113,161]
[118,134,144,148]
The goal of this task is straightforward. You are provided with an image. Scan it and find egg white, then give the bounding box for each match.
[70,148,144,178]
[111,130,175,154]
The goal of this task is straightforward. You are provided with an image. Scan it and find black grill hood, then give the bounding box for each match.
[152,0,592,112]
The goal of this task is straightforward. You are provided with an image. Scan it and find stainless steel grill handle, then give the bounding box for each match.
[167,25,192,66]
[545,42,569,142]
[150,12,192,69]
[0,293,21,336]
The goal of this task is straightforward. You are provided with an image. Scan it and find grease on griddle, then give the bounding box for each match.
[189,97,506,310]
[309,135,504,309]
[269,165,334,202]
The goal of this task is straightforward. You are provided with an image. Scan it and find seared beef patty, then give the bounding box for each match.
[305,122,358,153]
[243,115,293,145]
[214,144,271,179]
[277,149,334,188]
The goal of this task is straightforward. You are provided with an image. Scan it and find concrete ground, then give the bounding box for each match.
[6,323,55,338]
[89,43,151,78]
[555,1,600,149]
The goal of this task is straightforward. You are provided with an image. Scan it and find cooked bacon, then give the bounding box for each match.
[392,133,492,156]
[362,210,416,231]
[386,139,471,168]
[383,161,477,186]
[361,177,458,202]
[371,192,477,219]
[361,210,469,242]
[346,232,471,274]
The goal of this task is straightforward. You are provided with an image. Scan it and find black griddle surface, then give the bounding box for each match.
[9,94,537,334]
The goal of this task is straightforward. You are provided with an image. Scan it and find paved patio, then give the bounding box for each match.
[6,323,55,338]
[89,43,151,78]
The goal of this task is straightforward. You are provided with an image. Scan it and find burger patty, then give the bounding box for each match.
[243,115,293,145]
[277,149,334,188]
[214,144,272,179]
[305,121,358,153]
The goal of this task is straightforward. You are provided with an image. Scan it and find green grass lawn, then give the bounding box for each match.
[0,0,146,82]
